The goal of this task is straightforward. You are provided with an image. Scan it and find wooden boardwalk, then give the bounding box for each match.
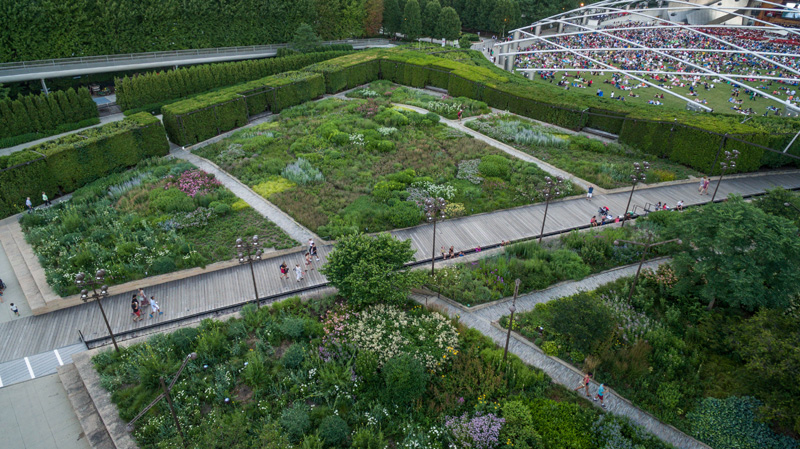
[0,171,797,363]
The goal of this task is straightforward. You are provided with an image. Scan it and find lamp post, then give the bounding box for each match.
[236,235,264,308]
[613,236,682,303]
[502,279,522,365]
[622,161,649,227]
[126,352,198,449]
[538,175,563,243]
[424,197,447,276]
[75,270,118,352]
[710,150,740,203]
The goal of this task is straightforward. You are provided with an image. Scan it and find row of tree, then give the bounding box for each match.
[384,0,464,41]
[0,0,599,62]
[0,88,97,140]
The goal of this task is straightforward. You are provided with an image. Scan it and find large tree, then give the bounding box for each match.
[321,233,417,307]
[669,196,800,310]
[403,0,423,41]
[383,0,403,37]
[423,0,443,38]
[438,6,462,43]
[292,23,322,53]
[364,0,385,36]
[490,0,516,36]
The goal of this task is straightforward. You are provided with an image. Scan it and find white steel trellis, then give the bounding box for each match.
[495,0,800,111]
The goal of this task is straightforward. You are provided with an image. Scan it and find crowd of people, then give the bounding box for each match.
[514,19,800,114]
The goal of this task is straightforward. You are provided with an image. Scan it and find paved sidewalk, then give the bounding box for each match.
[171,147,318,244]
[412,257,711,449]
[0,374,91,449]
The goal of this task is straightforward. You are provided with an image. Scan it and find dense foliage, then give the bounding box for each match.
[0,0,381,62]
[501,201,800,447]
[93,295,674,449]
[0,87,98,146]
[347,80,490,119]
[116,50,355,112]
[195,98,580,239]
[466,115,700,188]
[19,158,296,295]
[0,112,168,219]
[431,221,679,306]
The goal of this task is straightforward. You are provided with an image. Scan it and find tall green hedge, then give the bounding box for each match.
[0,112,169,218]
[116,50,355,111]
[163,71,325,146]
[160,47,798,172]
[0,87,98,140]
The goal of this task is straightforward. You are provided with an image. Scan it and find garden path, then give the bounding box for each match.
[170,147,319,244]
[0,171,798,368]
[411,257,713,449]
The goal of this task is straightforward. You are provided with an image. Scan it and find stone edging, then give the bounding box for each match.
[488,321,713,449]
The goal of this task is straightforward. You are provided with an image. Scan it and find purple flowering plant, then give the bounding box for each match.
[445,412,505,449]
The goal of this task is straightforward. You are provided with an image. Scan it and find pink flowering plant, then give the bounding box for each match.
[166,169,221,197]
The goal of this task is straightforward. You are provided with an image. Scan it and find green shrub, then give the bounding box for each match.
[382,354,428,405]
[687,396,798,449]
[209,201,231,215]
[500,400,543,449]
[478,155,510,179]
[281,343,305,368]
[351,427,386,449]
[319,415,350,447]
[280,404,311,443]
[150,257,177,275]
[280,316,306,339]
[528,398,596,449]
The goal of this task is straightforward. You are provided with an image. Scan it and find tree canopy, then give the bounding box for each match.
[438,7,462,42]
[321,233,416,307]
[292,24,322,53]
[423,0,443,38]
[669,196,800,311]
[403,0,423,41]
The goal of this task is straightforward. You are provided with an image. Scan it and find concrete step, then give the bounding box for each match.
[58,363,115,449]
[0,223,46,312]
[8,221,60,311]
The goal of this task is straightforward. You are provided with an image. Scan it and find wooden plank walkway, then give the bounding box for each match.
[0,171,797,363]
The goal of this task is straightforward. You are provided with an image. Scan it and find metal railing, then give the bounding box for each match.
[0,39,390,70]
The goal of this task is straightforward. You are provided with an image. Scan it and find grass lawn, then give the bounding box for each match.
[195,98,583,240]
[527,72,780,116]
[466,114,701,189]
[19,158,296,296]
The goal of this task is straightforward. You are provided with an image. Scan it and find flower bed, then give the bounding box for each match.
[195,98,581,239]
[346,80,491,119]
[93,296,675,449]
[466,115,700,189]
[429,220,678,307]
[19,158,296,296]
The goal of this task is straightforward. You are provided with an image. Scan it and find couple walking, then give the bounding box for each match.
[574,372,607,408]
[698,176,711,195]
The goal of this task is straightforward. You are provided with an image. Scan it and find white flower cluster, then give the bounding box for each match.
[349,133,365,146]
[456,159,483,185]
[358,88,380,98]
[427,101,463,114]
[377,127,398,137]
[407,181,457,202]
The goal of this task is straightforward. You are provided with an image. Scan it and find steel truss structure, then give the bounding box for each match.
[495,0,800,113]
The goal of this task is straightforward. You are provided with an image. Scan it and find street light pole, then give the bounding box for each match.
[424,197,447,276]
[502,279,521,365]
[236,235,264,308]
[127,352,198,449]
[614,237,682,303]
[622,161,649,227]
[75,270,118,352]
[710,150,740,203]
[538,176,563,243]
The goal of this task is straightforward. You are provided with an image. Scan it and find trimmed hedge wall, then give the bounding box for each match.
[163,71,325,146]
[0,87,98,142]
[0,113,169,219]
[159,47,798,172]
[116,50,354,112]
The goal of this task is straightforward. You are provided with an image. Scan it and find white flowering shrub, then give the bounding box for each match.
[406,181,457,205]
[349,133,365,146]
[358,88,380,98]
[344,304,459,372]
[377,127,398,137]
[456,159,483,185]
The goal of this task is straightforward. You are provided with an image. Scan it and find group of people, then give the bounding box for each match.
[514,19,799,111]
[24,192,52,214]
[279,239,320,282]
[130,287,162,322]
[440,245,466,260]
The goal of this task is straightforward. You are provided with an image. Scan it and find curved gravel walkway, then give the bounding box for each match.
[413,257,712,449]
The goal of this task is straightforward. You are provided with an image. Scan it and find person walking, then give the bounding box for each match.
[294,264,304,282]
[594,383,606,408]
[307,238,314,255]
[305,252,314,271]
[279,262,289,280]
[149,296,163,318]
[586,185,594,200]
[25,197,33,214]
[698,176,706,194]
[0,278,5,303]
[138,288,149,311]
[457,108,463,121]
[701,176,710,195]
[131,295,142,322]
[574,372,593,398]
[311,243,319,261]
[10,303,19,316]
[41,192,51,206]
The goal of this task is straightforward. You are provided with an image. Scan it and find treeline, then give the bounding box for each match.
[116,50,356,111]
[0,0,383,62]
[0,88,98,142]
